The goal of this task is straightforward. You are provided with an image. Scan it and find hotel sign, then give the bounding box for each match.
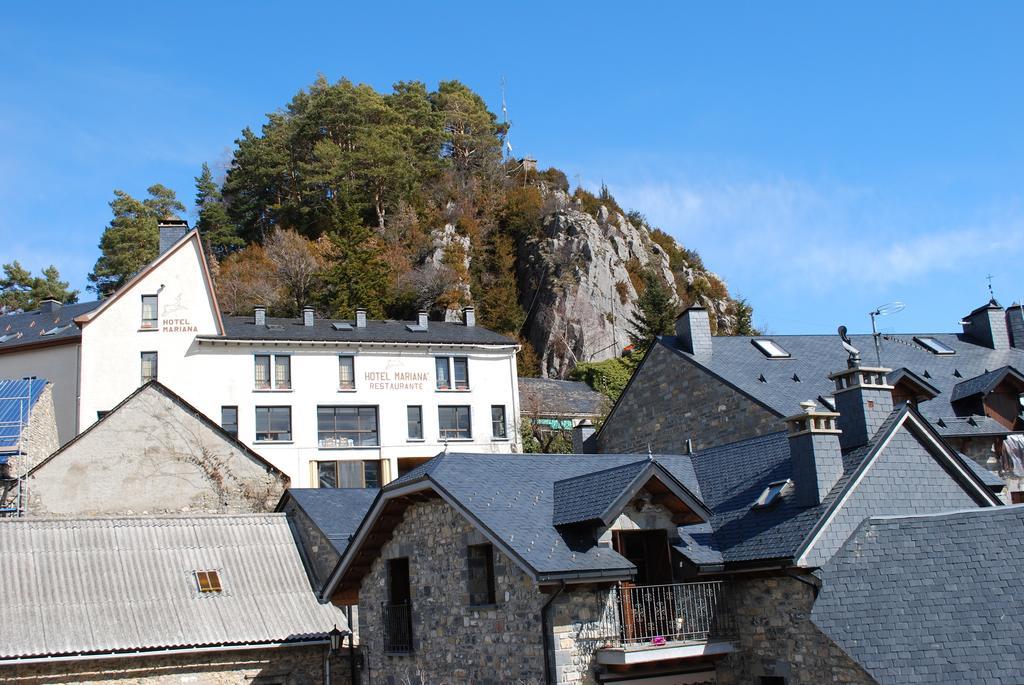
[161,318,198,333]
[364,370,431,391]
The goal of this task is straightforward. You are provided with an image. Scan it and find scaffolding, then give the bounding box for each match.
[0,378,34,517]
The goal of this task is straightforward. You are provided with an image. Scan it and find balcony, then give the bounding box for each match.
[382,601,413,654]
[596,580,737,665]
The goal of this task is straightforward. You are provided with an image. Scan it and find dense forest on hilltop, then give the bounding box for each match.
[1,76,755,381]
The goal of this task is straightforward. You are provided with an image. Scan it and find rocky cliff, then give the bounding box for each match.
[516,190,739,378]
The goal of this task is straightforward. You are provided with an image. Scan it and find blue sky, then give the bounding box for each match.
[1,2,1022,334]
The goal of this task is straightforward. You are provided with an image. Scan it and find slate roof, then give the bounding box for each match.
[0,514,348,661]
[202,315,516,347]
[278,488,379,556]
[552,459,652,526]
[519,377,606,418]
[0,378,48,455]
[655,328,1024,437]
[949,365,1024,402]
[0,301,99,352]
[811,506,1024,684]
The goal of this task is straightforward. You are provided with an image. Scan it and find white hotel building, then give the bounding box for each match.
[0,223,521,487]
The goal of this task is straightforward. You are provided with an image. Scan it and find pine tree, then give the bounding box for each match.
[475,233,524,335]
[195,163,243,260]
[320,224,391,318]
[88,185,184,297]
[0,261,78,311]
[628,268,678,353]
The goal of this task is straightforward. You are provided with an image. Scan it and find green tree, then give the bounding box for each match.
[474,233,524,335]
[729,297,759,336]
[320,224,391,318]
[627,268,677,353]
[195,163,242,259]
[88,185,184,297]
[0,262,78,311]
[430,80,506,176]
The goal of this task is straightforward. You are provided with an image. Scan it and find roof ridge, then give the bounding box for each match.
[0,512,287,525]
[865,504,1021,524]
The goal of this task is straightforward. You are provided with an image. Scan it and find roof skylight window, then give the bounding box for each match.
[194,569,223,593]
[754,479,792,508]
[331,322,353,331]
[914,337,955,355]
[752,339,791,358]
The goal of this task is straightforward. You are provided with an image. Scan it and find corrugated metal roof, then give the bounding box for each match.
[0,514,347,660]
[0,378,48,453]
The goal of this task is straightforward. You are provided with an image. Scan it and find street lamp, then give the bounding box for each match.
[329,625,344,653]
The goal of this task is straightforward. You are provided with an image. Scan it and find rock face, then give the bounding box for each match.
[518,191,737,378]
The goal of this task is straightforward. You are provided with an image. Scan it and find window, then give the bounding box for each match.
[141,294,158,329]
[467,543,496,606]
[140,351,158,384]
[317,406,379,447]
[96,410,109,421]
[194,569,222,593]
[255,406,291,442]
[1012,491,1024,504]
[221,406,238,439]
[491,405,507,439]
[339,356,355,390]
[255,354,290,390]
[384,558,413,653]
[914,336,956,355]
[760,678,786,685]
[407,405,423,440]
[754,479,792,508]
[317,460,381,488]
[439,405,471,440]
[435,356,469,390]
[752,338,790,358]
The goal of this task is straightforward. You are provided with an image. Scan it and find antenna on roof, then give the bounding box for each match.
[986,274,998,304]
[868,302,905,367]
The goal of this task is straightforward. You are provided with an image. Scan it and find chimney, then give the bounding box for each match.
[785,400,844,507]
[417,311,429,329]
[355,308,367,328]
[961,300,1010,350]
[158,219,190,256]
[572,420,596,454]
[302,306,314,327]
[1007,303,1024,349]
[829,361,894,451]
[675,306,712,361]
[254,305,266,327]
[463,306,476,327]
[38,299,62,314]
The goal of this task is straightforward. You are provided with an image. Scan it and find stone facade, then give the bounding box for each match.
[596,342,780,454]
[0,645,351,685]
[714,574,874,685]
[285,497,342,590]
[6,383,59,476]
[27,384,288,517]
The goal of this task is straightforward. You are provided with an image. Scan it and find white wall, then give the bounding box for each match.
[0,344,79,444]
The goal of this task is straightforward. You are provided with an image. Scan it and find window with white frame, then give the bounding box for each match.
[255,354,291,390]
[435,357,469,390]
[439,405,471,440]
[339,356,356,390]
[141,294,158,329]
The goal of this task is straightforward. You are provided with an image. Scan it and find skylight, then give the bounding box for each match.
[914,336,955,355]
[754,479,792,508]
[331,322,353,331]
[752,339,790,358]
[194,570,222,593]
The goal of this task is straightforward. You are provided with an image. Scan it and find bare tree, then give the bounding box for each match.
[265,228,326,315]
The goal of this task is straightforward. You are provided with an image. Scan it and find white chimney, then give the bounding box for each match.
[417,311,429,329]
[302,306,314,327]
[254,306,266,327]
[355,308,367,328]
[463,306,476,327]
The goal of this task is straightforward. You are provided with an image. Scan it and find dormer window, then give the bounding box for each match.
[754,479,792,508]
[194,569,222,593]
[752,339,790,359]
[914,336,955,355]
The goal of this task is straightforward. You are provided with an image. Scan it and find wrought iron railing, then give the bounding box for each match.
[381,601,413,653]
[601,580,736,647]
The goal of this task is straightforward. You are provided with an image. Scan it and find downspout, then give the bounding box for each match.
[541,581,566,685]
[347,606,358,685]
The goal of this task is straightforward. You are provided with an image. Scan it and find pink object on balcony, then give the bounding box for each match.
[651,636,667,646]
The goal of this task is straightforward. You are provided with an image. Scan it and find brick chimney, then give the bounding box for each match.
[1007,303,1024,349]
[302,306,314,327]
[961,300,1010,350]
[463,306,476,327]
[355,308,367,328]
[675,306,712,361]
[254,305,266,327]
[786,400,843,506]
[829,359,894,451]
[158,219,190,256]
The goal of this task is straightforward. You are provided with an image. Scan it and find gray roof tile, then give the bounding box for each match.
[0,301,99,352]
[519,377,606,418]
[279,488,379,555]
[206,315,515,346]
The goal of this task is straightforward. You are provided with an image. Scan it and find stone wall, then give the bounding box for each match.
[714,574,875,685]
[0,644,352,685]
[285,498,342,591]
[9,383,59,475]
[27,384,288,517]
[596,342,780,454]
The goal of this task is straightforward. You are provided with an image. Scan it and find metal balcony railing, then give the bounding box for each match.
[600,580,737,647]
[381,601,413,653]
